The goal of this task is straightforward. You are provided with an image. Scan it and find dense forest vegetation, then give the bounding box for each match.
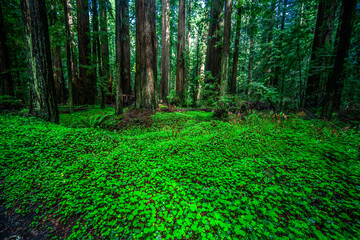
[0,0,359,239]
[0,0,359,117]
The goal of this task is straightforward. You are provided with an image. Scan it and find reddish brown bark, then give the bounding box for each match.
[64,0,76,112]
[230,6,241,94]
[115,0,123,114]
[135,0,157,109]
[100,0,109,109]
[219,0,232,96]
[76,0,96,105]
[160,0,170,102]
[120,0,131,95]
[205,0,224,86]
[92,0,102,106]
[53,45,66,104]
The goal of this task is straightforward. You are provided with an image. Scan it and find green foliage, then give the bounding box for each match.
[79,113,116,129]
[199,71,218,107]
[1,109,359,239]
[59,106,116,128]
[213,96,233,118]
[167,89,179,105]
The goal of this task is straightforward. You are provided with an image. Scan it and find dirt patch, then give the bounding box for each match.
[0,199,69,240]
[115,108,155,130]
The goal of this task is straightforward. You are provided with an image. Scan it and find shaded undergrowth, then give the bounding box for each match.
[0,109,359,239]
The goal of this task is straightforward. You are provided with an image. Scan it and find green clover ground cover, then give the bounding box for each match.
[0,110,359,239]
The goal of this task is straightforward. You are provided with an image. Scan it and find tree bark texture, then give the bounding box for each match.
[0,2,14,96]
[220,0,232,96]
[230,6,241,94]
[271,0,287,88]
[100,0,109,109]
[176,0,186,102]
[185,0,191,85]
[76,0,96,105]
[135,0,157,109]
[247,0,256,96]
[20,0,59,123]
[305,0,335,110]
[205,0,224,85]
[115,0,123,115]
[197,29,208,101]
[64,0,76,112]
[264,1,276,87]
[120,0,131,95]
[192,26,201,104]
[160,0,170,102]
[92,0,102,107]
[322,0,356,118]
[53,45,66,104]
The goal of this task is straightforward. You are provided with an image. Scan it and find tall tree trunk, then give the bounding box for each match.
[230,6,241,94]
[264,1,276,87]
[92,0,102,107]
[322,0,356,118]
[185,0,191,91]
[160,0,170,103]
[120,0,131,95]
[220,0,232,96]
[135,0,157,109]
[205,0,224,87]
[271,0,287,88]
[247,39,254,96]
[186,0,191,54]
[176,0,186,103]
[64,0,75,113]
[192,26,202,105]
[297,2,304,110]
[115,0,123,115]
[246,0,256,96]
[20,0,59,123]
[0,2,14,96]
[76,0,96,105]
[305,0,335,111]
[53,46,66,104]
[100,0,109,109]
[197,29,208,101]
[279,0,288,109]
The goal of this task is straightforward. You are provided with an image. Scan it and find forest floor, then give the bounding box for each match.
[0,107,359,239]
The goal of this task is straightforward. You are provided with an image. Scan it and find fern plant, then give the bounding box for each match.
[80,113,115,129]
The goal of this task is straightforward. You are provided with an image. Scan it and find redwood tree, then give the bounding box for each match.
[230,6,241,94]
[92,0,102,106]
[64,0,76,113]
[20,0,59,123]
[120,0,131,95]
[53,45,66,104]
[176,0,186,102]
[135,0,157,109]
[219,0,232,96]
[305,0,336,111]
[115,0,123,115]
[100,0,109,109]
[160,0,170,103]
[76,0,96,105]
[205,0,224,86]
[322,0,356,118]
[247,0,256,96]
